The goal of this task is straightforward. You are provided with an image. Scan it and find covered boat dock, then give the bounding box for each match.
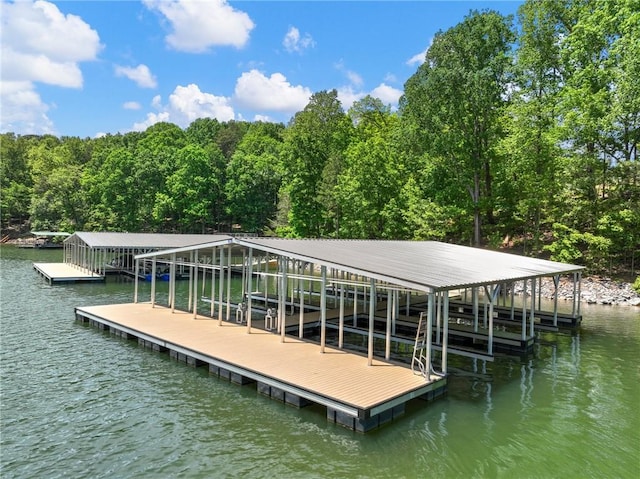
[36,232,235,283]
[77,237,584,431]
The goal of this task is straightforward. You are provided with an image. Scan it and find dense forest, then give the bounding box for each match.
[1,0,638,276]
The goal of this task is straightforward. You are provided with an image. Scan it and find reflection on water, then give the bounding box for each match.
[1,245,639,479]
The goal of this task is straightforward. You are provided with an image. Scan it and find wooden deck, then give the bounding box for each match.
[34,263,105,284]
[75,303,446,432]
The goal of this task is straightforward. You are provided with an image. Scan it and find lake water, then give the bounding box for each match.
[1,246,638,478]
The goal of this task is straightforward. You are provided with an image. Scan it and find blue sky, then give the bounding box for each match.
[1,0,523,138]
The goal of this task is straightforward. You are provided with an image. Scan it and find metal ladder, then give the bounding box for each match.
[411,312,429,378]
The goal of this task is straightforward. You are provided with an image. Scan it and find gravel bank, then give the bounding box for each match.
[513,276,640,307]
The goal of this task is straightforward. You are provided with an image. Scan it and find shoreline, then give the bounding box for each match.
[514,275,640,307]
[2,241,637,306]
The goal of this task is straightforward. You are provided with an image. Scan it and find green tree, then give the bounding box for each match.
[155,144,222,233]
[498,0,567,254]
[215,120,251,160]
[0,133,33,228]
[225,122,284,233]
[547,0,639,272]
[81,132,141,230]
[90,147,138,230]
[185,118,223,148]
[283,90,352,237]
[396,177,470,241]
[26,136,88,231]
[401,10,515,246]
[557,0,630,228]
[336,96,402,238]
[134,122,187,231]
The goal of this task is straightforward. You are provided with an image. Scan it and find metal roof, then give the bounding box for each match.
[236,238,584,291]
[135,237,234,259]
[65,232,233,249]
[133,236,584,292]
[31,231,71,237]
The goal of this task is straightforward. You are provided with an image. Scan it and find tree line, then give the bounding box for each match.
[1,0,638,275]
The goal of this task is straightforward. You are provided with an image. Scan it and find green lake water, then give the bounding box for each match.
[1,246,639,478]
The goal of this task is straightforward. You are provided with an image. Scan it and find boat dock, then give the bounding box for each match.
[34,232,239,283]
[59,235,584,432]
[33,262,105,284]
[76,303,446,432]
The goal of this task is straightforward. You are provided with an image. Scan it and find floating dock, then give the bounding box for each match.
[76,303,447,432]
[69,235,584,432]
[33,263,105,284]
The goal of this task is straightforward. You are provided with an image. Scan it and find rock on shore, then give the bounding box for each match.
[512,276,640,306]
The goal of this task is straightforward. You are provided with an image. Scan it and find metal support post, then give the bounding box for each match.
[134,258,139,303]
[367,278,375,366]
[226,245,232,322]
[442,292,449,374]
[339,282,345,349]
[246,248,253,332]
[151,258,156,308]
[192,250,199,318]
[320,266,327,352]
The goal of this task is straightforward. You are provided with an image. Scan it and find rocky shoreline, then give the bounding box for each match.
[512,276,640,307]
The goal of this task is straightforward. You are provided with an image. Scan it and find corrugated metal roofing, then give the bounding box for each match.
[31,231,71,236]
[236,238,584,292]
[66,232,232,249]
[116,234,583,292]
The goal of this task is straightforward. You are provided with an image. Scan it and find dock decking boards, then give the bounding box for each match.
[34,263,105,284]
[75,303,447,432]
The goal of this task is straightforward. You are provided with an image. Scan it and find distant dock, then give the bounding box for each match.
[33,263,105,284]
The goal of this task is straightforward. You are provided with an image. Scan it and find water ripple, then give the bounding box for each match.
[1,247,639,478]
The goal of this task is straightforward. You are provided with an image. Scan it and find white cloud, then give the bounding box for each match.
[334,60,363,88]
[123,101,141,110]
[337,86,365,111]
[0,81,54,134]
[384,73,398,84]
[370,83,403,107]
[143,0,254,53]
[346,70,364,88]
[283,26,315,53]
[151,95,163,110]
[407,39,433,67]
[253,114,272,122]
[115,64,157,89]
[0,0,101,134]
[169,84,235,122]
[132,84,235,131]
[132,111,171,132]
[406,48,428,67]
[234,69,312,113]
[2,48,84,88]
[1,0,101,87]
[338,83,403,112]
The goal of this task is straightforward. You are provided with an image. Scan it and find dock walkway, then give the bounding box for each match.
[75,303,446,432]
